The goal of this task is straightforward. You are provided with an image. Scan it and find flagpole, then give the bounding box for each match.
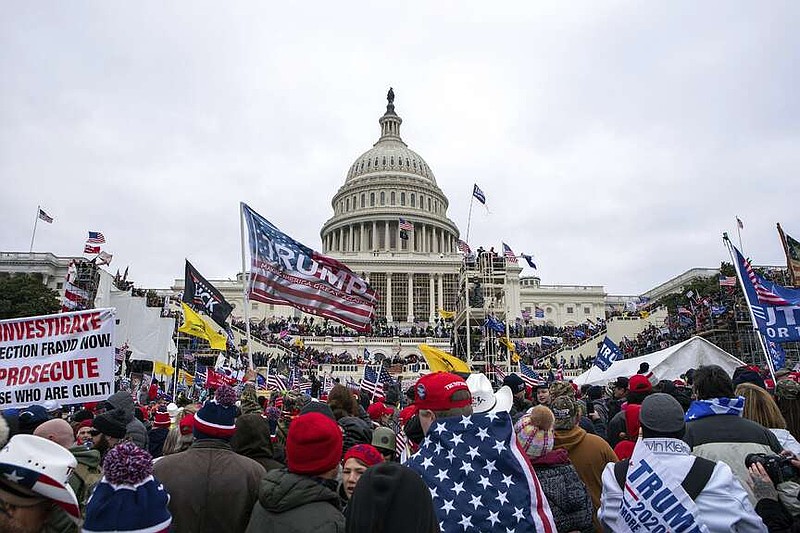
[239,203,254,369]
[464,263,471,366]
[723,234,776,385]
[465,194,474,246]
[29,205,40,253]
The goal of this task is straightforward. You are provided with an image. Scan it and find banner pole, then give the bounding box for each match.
[239,203,254,369]
[724,234,776,384]
[29,205,40,253]
[465,196,474,246]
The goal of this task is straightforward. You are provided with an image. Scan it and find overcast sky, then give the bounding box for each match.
[2,2,799,295]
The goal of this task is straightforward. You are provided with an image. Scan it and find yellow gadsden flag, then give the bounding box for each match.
[438,309,455,320]
[153,361,175,377]
[419,344,471,374]
[178,303,228,351]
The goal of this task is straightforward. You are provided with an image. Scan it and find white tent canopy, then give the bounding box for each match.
[572,336,745,387]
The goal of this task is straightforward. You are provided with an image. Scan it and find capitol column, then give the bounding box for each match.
[386,273,393,322]
[437,272,444,312]
[372,221,377,250]
[407,272,414,322]
[429,274,436,322]
[384,221,390,251]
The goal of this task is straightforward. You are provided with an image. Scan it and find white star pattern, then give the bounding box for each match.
[513,507,526,522]
[458,514,473,530]
[433,442,443,455]
[452,481,465,496]
[497,490,508,505]
[487,510,501,526]
[484,460,497,475]
[435,469,449,482]
[493,439,507,453]
[475,427,490,441]
[434,422,448,435]
[446,449,457,463]
[466,446,480,460]
[420,456,434,470]
[468,494,483,510]
[501,474,514,488]
[478,476,491,490]
[441,499,456,515]
[460,415,473,429]
[459,461,474,475]
[486,411,498,422]
[429,486,438,499]
[422,436,432,448]
[4,470,23,483]
[451,433,464,447]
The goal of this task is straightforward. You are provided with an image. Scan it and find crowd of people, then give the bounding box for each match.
[6,356,800,532]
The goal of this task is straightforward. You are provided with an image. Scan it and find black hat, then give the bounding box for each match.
[300,401,336,421]
[503,374,525,395]
[92,409,128,439]
[17,405,50,434]
[639,393,685,434]
[613,377,629,389]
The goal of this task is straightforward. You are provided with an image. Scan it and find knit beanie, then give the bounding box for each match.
[194,385,237,440]
[82,442,172,533]
[152,411,171,429]
[286,412,343,476]
[179,413,195,436]
[514,405,555,459]
[343,444,384,468]
[92,409,128,439]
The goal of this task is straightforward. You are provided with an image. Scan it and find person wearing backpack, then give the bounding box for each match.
[599,393,767,532]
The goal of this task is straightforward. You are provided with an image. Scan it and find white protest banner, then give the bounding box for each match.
[0,309,116,408]
[620,439,709,533]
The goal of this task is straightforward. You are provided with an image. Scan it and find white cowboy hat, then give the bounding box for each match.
[0,434,80,523]
[467,373,514,414]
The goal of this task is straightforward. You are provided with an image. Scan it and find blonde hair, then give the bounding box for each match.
[736,382,787,429]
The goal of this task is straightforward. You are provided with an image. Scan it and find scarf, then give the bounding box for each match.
[685,396,745,421]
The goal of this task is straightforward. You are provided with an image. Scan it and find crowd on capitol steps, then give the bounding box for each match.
[6,358,800,532]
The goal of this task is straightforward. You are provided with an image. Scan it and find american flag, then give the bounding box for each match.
[399,217,414,231]
[518,361,544,387]
[256,374,268,391]
[457,240,472,254]
[38,208,53,223]
[242,203,378,332]
[268,373,288,392]
[555,362,564,381]
[289,366,311,394]
[502,243,518,264]
[346,377,360,392]
[87,231,106,244]
[405,412,556,532]
[472,183,486,205]
[738,248,795,306]
[489,363,507,385]
[322,375,335,394]
[360,365,385,400]
[719,275,737,287]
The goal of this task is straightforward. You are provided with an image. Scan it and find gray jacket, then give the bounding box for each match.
[105,390,148,449]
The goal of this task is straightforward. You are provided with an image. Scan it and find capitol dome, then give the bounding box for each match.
[320,89,460,257]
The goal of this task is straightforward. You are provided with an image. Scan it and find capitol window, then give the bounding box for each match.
[428,197,431,211]
[346,198,350,211]
[361,194,365,208]
[401,192,406,205]
[584,306,591,314]
[420,194,424,209]
[567,307,574,314]
[370,193,375,206]
[380,192,385,205]
[411,193,415,207]
[390,191,395,205]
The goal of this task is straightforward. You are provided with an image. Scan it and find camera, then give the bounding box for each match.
[745,453,800,485]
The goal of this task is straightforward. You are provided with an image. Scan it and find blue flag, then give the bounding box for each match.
[405,412,556,532]
[520,253,537,269]
[594,337,622,371]
[484,316,505,334]
[472,184,486,204]
[768,341,787,371]
[732,245,800,343]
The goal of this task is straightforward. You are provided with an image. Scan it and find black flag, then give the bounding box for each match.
[183,260,233,328]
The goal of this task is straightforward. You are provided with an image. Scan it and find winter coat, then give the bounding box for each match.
[105,390,148,449]
[153,439,266,533]
[246,468,345,533]
[600,438,767,532]
[68,445,102,509]
[530,448,593,533]
[339,416,372,454]
[148,427,169,459]
[772,428,800,457]
[684,412,782,504]
[554,425,618,529]
[755,498,800,533]
[231,413,283,472]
